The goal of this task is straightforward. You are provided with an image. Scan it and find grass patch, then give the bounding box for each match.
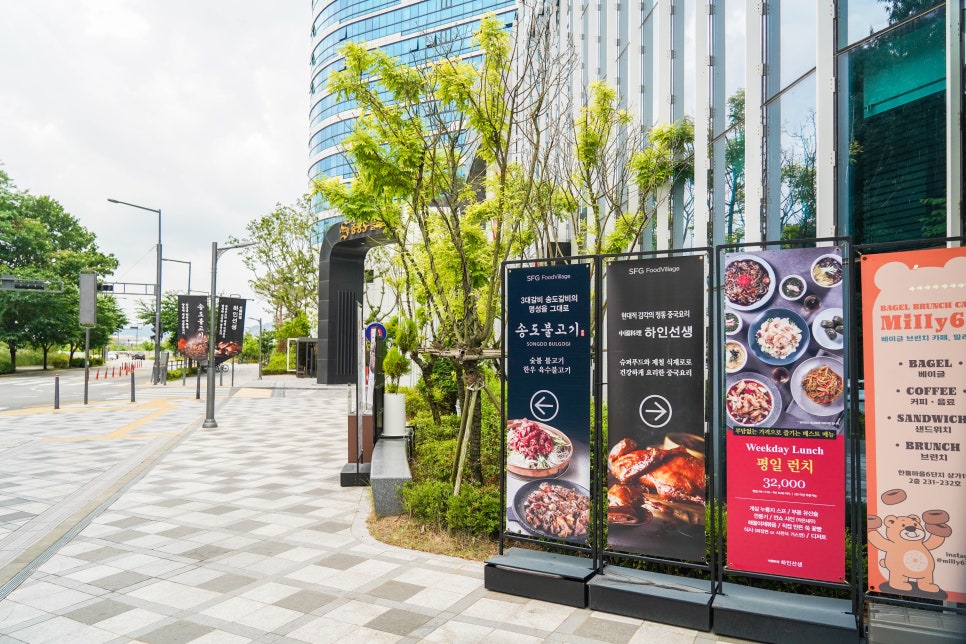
[366,512,498,561]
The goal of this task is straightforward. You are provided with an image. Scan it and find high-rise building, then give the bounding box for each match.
[309,0,517,224]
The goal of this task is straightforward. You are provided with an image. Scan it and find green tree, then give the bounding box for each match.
[315,16,536,486]
[135,292,180,352]
[231,197,318,326]
[0,170,119,368]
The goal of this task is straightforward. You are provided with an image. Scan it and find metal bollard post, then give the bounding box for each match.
[196,369,201,400]
[219,366,223,387]
[54,374,60,409]
[130,370,136,402]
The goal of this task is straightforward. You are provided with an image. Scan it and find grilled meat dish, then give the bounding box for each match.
[607,483,652,524]
[607,438,706,504]
[639,448,705,503]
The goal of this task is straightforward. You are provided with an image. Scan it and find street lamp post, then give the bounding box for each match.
[203,240,254,428]
[109,198,162,384]
[253,317,263,380]
[162,257,192,294]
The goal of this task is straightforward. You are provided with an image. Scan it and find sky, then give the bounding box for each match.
[0,1,312,330]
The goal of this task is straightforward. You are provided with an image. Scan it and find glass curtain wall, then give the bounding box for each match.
[710,0,746,245]
[836,2,948,244]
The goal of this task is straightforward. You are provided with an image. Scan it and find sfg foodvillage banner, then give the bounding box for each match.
[722,247,847,583]
[861,247,966,603]
[505,263,591,544]
[606,255,707,561]
[215,297,246,365]
[177,295,209,362]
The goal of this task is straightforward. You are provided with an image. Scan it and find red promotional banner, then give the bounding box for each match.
[723,246,846,583]
[861,247,966,603]
[726,429,845,581]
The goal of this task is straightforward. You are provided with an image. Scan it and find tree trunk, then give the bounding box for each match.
[8,345,16,370]
[462,362,484,484]
[42,345,49,369]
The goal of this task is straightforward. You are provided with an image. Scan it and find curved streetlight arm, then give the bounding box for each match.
[109,198,163,384]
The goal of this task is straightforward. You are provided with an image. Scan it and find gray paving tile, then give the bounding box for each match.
[88,571,153,592]
[365,607,433,636]
[273,589,336,613]
[574,616,641,643]
[369,580,425,602]
[196,573,257,593]
[137,620,214,644]
[63,598,134,625]
[74,546,128,563]
[180,544,235,561]
[316,553,367,570]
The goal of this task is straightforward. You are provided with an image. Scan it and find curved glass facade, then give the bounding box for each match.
[308,0,515,222]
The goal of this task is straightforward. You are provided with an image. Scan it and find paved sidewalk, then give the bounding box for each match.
[0,367,749,643]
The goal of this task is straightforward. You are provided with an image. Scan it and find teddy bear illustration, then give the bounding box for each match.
[867,512,950,594]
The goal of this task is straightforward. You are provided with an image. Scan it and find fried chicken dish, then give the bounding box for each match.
[607,437,706,525]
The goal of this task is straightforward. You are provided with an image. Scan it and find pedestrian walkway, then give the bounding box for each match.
[0,367,749,643]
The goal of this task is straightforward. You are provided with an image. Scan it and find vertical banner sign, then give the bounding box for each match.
[505,263,591,544]
[215,297,246,365]
[723,247,846,582]
[606,256,707,561]
[177,295,209,362]
[861,247,966,603]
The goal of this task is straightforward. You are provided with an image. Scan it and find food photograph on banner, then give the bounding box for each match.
[605,255,708,562]
[177,295,210,363]
[505,263,592,545]
[722,246,847,583]
[861,246,966,604]
[215,297,246,365]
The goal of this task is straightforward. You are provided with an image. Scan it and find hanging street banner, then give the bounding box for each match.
[215,297,246,366]
[723,246,847,583]
[177,295,209,362]
[861,246,966,603]
[505,262,591,544]
[605,255,707,561]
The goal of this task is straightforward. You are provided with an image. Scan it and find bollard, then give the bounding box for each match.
[219,366,223,387]
[54,374,60,409]
[112,366,116,378]
[196,369,201,400]
[130,370,136,402]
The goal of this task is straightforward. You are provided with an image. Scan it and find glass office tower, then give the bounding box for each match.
[308,0,517,227]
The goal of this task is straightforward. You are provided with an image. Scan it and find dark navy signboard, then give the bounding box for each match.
[606,255,707,561]
[505,263,592,544]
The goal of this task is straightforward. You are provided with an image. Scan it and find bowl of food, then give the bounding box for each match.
[506,418,574,478]
[725,340,747,373]
[791,356,845,416]
[724,309,743,335]
[812,307,844,350]
[511,479,590,543]
[748,308,811,365]
[779,275,807,301]
[724,254,776,311]
[810,253,844,288]
[726,375,781,427]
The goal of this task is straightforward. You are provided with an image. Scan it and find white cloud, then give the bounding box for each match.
[0,1,311,324]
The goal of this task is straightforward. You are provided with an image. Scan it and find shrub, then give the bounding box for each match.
[400,480,451,527]
[70,357,103,367]
[261,352,292,375]
[49,355,69,369]
[446,484,501,536]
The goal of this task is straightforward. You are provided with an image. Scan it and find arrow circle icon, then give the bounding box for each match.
[639,394,672,429]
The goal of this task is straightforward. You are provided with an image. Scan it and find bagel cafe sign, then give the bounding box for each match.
[861,246,966,603]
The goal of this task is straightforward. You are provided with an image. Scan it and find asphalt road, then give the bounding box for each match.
[0,360,219,411]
